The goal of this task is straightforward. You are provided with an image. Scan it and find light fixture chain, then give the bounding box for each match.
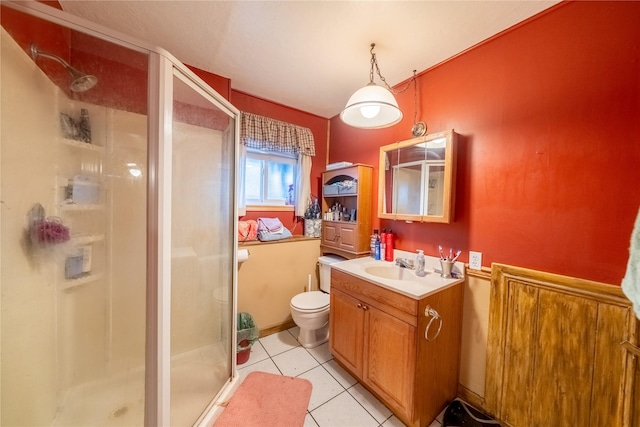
[413,71,418,124]
[369,44,376,83]
[370,44,415,95]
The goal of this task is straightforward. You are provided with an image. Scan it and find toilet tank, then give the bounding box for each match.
[318,255,344,293]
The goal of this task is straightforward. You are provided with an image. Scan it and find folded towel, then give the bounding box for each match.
[622,207,640,320]
[238,220,258,242]
[258,218,283,234]
[258,227,292,242]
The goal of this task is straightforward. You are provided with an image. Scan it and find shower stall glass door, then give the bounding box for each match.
[1,2,238,426]
[168,69,235,426]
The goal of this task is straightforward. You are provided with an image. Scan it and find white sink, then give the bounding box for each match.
[364,265,427,281]
[330,251,464,299]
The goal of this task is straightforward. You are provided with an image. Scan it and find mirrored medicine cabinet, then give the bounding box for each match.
[378,129,457,223]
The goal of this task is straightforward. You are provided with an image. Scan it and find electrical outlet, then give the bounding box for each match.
[469,251,482,270]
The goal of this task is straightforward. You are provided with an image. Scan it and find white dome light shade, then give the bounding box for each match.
[340,83,403,129]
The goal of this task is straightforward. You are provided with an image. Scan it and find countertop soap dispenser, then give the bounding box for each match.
[415,250,427,277]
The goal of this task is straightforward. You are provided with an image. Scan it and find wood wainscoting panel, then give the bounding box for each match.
[499,281,539,424]
[486,263,639,427]
[531,288,598,426]
[636,355,640,426]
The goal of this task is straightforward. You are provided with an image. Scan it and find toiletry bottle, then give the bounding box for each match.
[380,229,387,259]
[385,229,394,261]
[374,234,381,260]
[79,108,91,143]
[370,229,379,258]
[415,250,427,277]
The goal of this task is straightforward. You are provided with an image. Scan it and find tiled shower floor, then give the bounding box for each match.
[238,327,444,427]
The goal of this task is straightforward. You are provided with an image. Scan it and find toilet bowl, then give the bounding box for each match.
[290,255,343,348]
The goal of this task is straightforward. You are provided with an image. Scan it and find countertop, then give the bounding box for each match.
[330,249,464,300]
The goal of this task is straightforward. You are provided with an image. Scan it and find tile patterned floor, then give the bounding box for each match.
[238,327,444,427]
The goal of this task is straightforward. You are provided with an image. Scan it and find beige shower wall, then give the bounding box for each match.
[1,28,152,425]
[238,239,321,332]
[109,109,147,373]
[1,28,60,426]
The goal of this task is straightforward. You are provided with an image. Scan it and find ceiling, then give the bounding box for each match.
[59,1,560,119]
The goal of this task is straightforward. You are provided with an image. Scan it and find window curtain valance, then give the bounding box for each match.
[240,112,316,157]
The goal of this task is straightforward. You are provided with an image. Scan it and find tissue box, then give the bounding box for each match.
[304,219,322,238]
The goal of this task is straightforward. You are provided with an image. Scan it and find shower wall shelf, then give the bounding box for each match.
[70,234,105,245]
[60,137,104,152]
[52,103,109,304]
[60,272,105,292]
[59,203,104,211]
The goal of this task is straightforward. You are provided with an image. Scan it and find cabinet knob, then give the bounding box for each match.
[362,305,369,311]
[357,303,363,308]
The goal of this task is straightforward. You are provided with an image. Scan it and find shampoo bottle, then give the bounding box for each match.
[415,250,427,277]
[385,229,394,261]
[79,108,91,143]
[370,229,379,258]
[374,234,381,260]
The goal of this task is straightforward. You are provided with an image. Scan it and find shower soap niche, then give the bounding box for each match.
[67,175,100,205]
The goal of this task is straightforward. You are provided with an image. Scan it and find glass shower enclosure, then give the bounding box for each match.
[1,2,238,426]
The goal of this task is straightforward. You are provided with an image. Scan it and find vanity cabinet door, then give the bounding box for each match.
[329,288,365,378]
[321,222,357,252]
[337,223,356,251]
[321,222,339,248]
[364,306,416,421]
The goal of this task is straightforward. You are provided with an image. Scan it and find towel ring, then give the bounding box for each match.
[424,305,443,341]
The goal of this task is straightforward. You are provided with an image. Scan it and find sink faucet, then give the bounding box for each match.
[395,258,415,269]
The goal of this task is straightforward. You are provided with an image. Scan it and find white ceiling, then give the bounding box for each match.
[59,1,559,119]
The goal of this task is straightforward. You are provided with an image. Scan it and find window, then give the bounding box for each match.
[245,149,296,207]
[238,111,315,216]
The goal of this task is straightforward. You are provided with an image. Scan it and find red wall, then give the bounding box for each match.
[231,90,328,235]
[329,1,640,285]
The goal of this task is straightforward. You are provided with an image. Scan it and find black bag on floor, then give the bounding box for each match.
[442,399,501,427]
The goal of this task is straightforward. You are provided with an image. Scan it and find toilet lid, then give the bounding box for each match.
[291,291,329,311]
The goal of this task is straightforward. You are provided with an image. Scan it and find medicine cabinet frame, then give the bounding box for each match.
[378,129,457,223]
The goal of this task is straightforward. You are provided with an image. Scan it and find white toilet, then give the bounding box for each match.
[290,255,343,348]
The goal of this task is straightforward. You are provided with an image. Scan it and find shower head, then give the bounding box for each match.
[30,44,97,92]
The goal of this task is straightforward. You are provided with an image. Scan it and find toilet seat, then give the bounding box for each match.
[291,291,329,312]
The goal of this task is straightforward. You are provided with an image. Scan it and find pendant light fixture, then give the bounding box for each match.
[341,43,404,129]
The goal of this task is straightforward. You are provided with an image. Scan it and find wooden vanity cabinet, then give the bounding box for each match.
[330,269,464,427]
[320,164,372,259]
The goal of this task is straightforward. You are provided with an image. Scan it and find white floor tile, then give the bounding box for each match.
[287,325,301,340]
[322,359,358,389]
[259,330,300,356]
[383,415,409,426]
[304,412,319,427]
[428,419,442,427]
[238,340,269,367]
[271,346,319,377]
[237,358,280,382]
[298,365,345,411]
[310,391,379,427]
[436,406,446,423]
[306,342,333,364]
[347,383,393,423]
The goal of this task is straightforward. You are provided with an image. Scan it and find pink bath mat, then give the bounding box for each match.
[213,371,312,427]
